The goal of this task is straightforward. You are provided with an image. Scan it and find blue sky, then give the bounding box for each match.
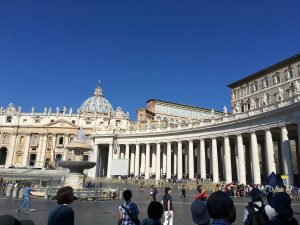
[1,1,300,120]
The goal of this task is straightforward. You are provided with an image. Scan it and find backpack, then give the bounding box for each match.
[245,202,269,225]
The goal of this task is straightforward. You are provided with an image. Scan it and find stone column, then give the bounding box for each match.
[237,134,246,184]
[208,141,212,174]
[151,146,156,175]
[163,145,167,175]
[120,146,125,159]
[212,138,219,183]
[62,135,69,161]
[39,135,48,168]
[125,144,130,160]
[117,145,121,159]
[189,140,194,179]
[107,143,113,178]
[88,144,98,177]
[184,145,188,175]
[173,144,177,176]
[134,144,140,177]
[224,136,232,184]
[156,143,161,180]
[52,135,57,165]
[141,145,146,174]
[6,133,17,168]
[22,134,31,167]
[177,141,183,180]
[130,147,135,175]
[36,135,44,167]
[265,129,276,175]
[197,142,200,175]
[250,132,261,184]
[167,142,172,179]
[281,126,294,186]
[200,138,206,179]
[145,143,150,180]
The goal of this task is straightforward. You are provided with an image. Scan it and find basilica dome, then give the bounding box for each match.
[79,82,113,114]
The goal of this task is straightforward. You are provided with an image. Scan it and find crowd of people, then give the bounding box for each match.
[117,185,299,225]
[1,180,300,225]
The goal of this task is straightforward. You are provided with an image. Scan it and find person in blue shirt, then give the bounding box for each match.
[18,183,32,213]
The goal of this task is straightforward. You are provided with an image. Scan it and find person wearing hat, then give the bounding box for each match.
[190,185,210,225]
[265,192,298,225]
[243,188,277,224]
[0,214,35,225]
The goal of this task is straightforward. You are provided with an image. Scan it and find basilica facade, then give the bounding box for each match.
[1,53,300,186]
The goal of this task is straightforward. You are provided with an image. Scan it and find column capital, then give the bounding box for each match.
[264,128,272,132]
[280,124,287,129]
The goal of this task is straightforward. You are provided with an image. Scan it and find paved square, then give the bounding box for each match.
[1,185,300,225]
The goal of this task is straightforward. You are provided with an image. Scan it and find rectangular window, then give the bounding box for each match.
[285,70,293,80]
[29,154,37,166]
[252,83,258,92]
[6,116,12,123]
[273,74,280,84]
[23,119,27,123]
[72,120,76,124]
[262,78,269,89]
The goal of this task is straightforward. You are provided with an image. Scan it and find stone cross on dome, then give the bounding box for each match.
[94,80,103,96]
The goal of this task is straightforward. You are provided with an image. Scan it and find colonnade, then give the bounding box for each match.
[98,124,298,186]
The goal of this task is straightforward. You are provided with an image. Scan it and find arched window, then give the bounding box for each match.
[59,136,64,145]
[69,137,74,143]
[2,135,9,145]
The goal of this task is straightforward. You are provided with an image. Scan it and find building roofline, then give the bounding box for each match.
[146,99,224,114]
[227,53,300,89]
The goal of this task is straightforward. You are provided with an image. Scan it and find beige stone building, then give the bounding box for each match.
[137,99,224,124]
[0,83,130,169]
[1,54,300,186]
[228,53,300,113]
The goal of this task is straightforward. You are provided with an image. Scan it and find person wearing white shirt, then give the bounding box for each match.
[243,188,277,224]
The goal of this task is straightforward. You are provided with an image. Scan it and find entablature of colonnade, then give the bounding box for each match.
[91,100,300,144]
